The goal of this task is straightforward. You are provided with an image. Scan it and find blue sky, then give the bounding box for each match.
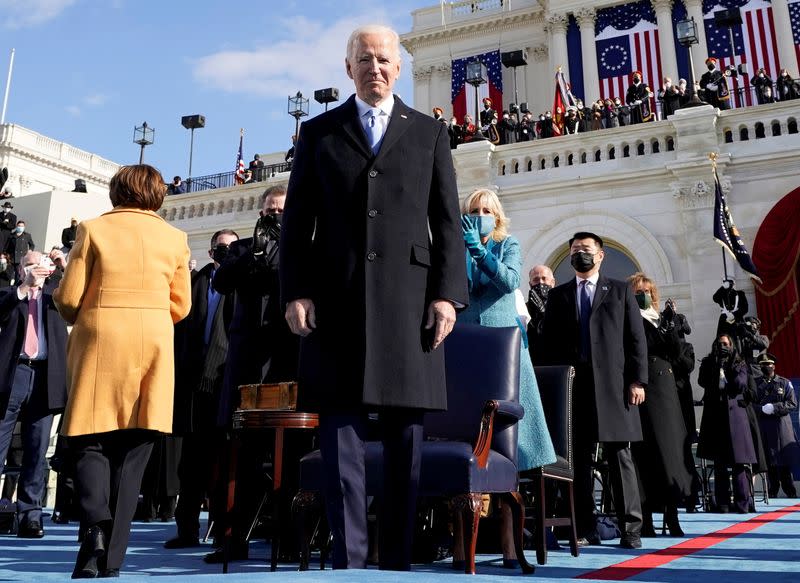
[0,0,424,180]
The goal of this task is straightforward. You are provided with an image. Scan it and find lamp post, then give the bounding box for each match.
[314,87,340,112]
[287,91,309,136]
[181,114,206,192]
[133,121,155,163]
[676,18,707,108]
[465,61,487,130]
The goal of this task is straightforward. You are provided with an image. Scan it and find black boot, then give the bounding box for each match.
[665,505,684,537]
[72,525,106,579]
[641,511,657,538]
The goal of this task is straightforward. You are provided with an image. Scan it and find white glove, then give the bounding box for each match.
[762,403,775,415]
[634,100,642,105]
[708,83,718,91]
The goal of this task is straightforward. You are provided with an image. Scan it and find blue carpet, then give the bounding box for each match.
[2,501,799,582]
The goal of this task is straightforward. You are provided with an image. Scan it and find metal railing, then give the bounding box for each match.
[175,162,291,194]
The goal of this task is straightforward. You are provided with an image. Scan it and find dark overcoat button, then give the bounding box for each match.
[367,251,376,261]
[369,170,378,178]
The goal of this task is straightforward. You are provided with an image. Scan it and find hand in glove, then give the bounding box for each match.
[461,215,486,260]
[708,83,718,91]
[761,403,775,415]
[252,216,269,256]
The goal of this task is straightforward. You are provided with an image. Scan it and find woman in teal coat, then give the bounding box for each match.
[454,188,556,567]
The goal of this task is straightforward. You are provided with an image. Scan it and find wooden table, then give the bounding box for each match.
[223,409,319,573]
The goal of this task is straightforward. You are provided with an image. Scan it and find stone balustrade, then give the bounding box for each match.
[410,0,538,31]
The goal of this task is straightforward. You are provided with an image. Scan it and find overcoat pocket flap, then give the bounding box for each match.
[411,244,431,266]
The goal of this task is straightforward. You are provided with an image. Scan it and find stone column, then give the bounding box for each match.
[412,65,433,118]
[771,0,798,77]
[575,7,600,103]
[435,62,452,118]
[545,12,570,84]
[652,0,679,82]
[682,0,709,81]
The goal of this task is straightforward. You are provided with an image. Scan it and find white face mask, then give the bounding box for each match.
[16,226,24,233]
[0,259,6,267]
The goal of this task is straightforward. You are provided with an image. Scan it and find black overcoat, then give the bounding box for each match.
[0,279,68,412]
[541,274,648,442]
[280,95,468,413]
[755,375,800,466]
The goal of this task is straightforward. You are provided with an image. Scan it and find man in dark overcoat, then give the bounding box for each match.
[755,353,799,498]
[0,250,68,538]
[699,57,731,110]
[542,231,648,549]
[280,24,468,571]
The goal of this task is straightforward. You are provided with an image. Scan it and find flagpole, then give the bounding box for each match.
[1,48,15,125]
[709,152,730,280]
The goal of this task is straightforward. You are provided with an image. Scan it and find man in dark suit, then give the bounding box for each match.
[0,250,68,538]
[0,201,16,252]
[542,232,648,549]
[280,24,468,570]
[61,218,78,253]
[165,229,237,553]
[5,220,34,269]
[526,264,555,365]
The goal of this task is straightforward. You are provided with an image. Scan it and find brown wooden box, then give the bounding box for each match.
[238,382,298,411]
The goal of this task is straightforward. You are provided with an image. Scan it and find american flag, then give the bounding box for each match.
[451,50,502,124]
[703,0,780,108]
[790,0,800,70]
[552,68,575,136]
[234,129,245,184]
[595,1,662,103]
[713,166,760,282]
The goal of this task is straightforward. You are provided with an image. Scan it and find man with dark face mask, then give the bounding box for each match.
[542,231,648,549]
[754,353,799,498]
[167,228,238,553]
[526,265,555,365]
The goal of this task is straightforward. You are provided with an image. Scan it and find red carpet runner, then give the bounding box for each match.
[576,503,800,580]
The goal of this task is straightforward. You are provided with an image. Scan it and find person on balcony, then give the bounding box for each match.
[626,71,654,124]
[166,176,185,195]
[614,97,631,126]
[750,68,774,105]
[479,97,495,131]
[461,114,478,143]
[500,111,518,144]
[448,116,462,149]
[776,69,800,101]
[248,153,265,181]
[700,58,730,110]
[658,77,682,118]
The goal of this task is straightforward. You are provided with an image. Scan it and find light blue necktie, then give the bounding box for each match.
[365,108,383,154]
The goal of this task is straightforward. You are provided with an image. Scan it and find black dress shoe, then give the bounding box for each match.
[18,520,45,538]
[619,534,642,549]
[99,569,119,578]
[203,545,249,564]
[576,534,601,547]
[72,525,106,579]
[52,512,70,524]
[164,536,200,549]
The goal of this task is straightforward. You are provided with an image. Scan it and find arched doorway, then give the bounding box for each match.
[551,240,641,285]
[753,186,800,378]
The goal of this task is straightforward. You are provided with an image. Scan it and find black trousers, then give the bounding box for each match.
[71,429,155,571]
[318,409,423,571]
[767,465,797,498]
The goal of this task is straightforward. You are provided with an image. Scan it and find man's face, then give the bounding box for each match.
[346,32,401,104]
[570,238,604,269]
[261,194,285,216]
[529,266,555,288]
[761,363,775,378]
[209,232,238,265]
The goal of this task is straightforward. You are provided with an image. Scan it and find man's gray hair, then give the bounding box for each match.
[259,184,287,206]
[346,25,400,63]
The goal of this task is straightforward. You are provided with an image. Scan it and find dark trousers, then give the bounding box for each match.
[319,409,423,570]
[713,461,752,512]
[174,431,221,540]
[0,362,54,525]
[71,429,155,570]
[767,465,797,498]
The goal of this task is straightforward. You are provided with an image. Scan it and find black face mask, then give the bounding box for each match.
[570,252,595,274]
[718,345,732,359]
[531,283,551,301]
[761,366,774,377]
[707,64,715,71]
[212,244,229,264]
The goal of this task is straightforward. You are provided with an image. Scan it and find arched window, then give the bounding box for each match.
[724,130,733,143]
[755,122,765,139]
[740,126,749,141]
[771,122,781,137]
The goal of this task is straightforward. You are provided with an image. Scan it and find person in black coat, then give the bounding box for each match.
[699,57,731,110]
[280,25,468,571]
[0,249,68,538]
[750,68,774,105]
[755,353,799,498]
[627,274,694,537]
[541,231,648,549]
[4,220,34,268]
[712,279,748,340]
[0,252,14,287]
[61,218,78,252]
[697,334,760,513]
[165,229,237,554]
[657,78,682,118]
[0,202,16,252]
[626,71,654,124]
[776,68,800,101]
[525,265,555,366]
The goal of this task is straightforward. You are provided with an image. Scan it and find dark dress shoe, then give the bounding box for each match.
[619,534,642,549]
[502,558,519,569]
[52,512,70,524]
[72,525,106,579]
[99,569,119,578]
[18,520,45,538]
[164,536,200,549]
[203,545,249,564]
[576,531,601,547]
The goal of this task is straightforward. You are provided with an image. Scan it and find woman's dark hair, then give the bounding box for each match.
[109,164,167,211]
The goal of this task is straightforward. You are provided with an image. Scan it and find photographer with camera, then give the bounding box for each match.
[697,334,764,513]
[736,316,769,370]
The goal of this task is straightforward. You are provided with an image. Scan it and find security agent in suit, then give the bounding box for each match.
[166,229,237,552]
[542,232,648,549]
[5,220,35,268]
[526,264,555,366]
[0,249,68,538]
[0,201,16,251]
[280,25,468,570]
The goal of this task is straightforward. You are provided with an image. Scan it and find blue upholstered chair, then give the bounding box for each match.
[293,323,533,574]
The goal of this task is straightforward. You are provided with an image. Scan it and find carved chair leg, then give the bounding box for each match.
[452,493,482,574]
[503,492,535,574]
[535,475,547,565]
[291,490,319,571]
[567,481,579,557]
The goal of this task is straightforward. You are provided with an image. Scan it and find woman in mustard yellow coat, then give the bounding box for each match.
[54,165,191,578]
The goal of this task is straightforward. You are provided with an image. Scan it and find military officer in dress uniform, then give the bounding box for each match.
[699,57,731,110]
[479,97,496,131]
[626,71,654,124]
[755,353,799,498]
